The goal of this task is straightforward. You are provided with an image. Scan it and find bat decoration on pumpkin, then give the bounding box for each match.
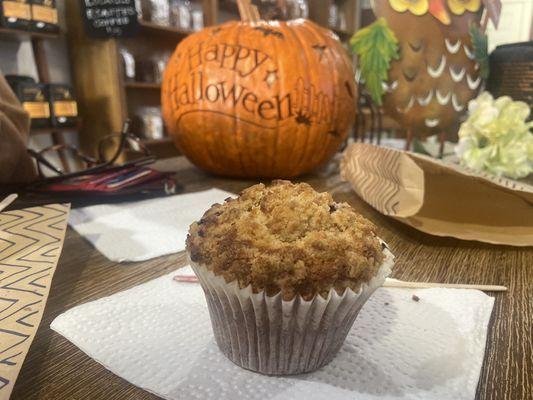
[351,0,501,154]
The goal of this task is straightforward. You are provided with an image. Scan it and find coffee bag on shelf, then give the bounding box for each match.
[0,0,31,30]
[6,76,50,129]
[48,84,78,128]
[30,0,59,33]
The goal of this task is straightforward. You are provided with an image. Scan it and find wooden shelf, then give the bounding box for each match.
[142,137,173,145]
[125,81,161,90]
[0,26,60,40]
[30,126,78,136]
[137,20,191,38]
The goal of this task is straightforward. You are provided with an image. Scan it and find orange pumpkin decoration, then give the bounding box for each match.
[162,19,356,178]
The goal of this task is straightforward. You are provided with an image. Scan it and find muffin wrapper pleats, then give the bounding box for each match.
[188,245,394,376]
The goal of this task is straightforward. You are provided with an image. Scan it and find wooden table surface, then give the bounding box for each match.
[11,157,533,400]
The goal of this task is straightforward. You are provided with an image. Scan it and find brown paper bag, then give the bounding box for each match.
[340,143,533,246]
[0,203,70,399]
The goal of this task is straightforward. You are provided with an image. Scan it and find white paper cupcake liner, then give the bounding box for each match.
[188,244,394,376]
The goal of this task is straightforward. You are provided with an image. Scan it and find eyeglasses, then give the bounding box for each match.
[28,120,156,183]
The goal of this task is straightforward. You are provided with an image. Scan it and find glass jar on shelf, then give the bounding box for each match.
[142,0,170,26]
[288,0,308,19]
[120,48,136,82]
[338,9,347,31]
[154,53,171,84]
[169,0,192,30]
[328,3,339,29]
[138,107,164,140]
[179,0,192,31]
[169,0,181,27]
[191,2,204,31]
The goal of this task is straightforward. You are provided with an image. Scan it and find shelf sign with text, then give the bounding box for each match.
[80,0,139,38]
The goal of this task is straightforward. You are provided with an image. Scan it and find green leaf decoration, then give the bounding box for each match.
[349,18,399,106]
[469,23,489,80]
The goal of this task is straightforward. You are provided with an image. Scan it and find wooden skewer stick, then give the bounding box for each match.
[173,275,199,283]
[384,279,508,292]
[173,275,507,292]
[0,194,17,213]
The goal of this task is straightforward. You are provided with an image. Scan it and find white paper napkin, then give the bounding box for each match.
[68,189,234,262]
[51,267,495,400]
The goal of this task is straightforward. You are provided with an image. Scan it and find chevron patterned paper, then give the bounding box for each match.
[0,204,70,400]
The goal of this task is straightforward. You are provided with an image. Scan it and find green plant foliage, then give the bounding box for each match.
[350,18,399,106]
[469,23,489,80]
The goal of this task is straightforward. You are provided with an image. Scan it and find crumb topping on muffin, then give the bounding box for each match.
[186,181,385,300]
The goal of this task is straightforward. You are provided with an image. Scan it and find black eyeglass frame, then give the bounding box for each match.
[27,120,156,184]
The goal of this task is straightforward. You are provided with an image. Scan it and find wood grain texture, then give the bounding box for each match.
[10,156,533,400]
[65,0,125,157]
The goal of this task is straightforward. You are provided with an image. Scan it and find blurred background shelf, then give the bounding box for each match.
[30,126,80,136]
[143,137,173,145]
[0,26,60,40]
[124,82,162,90]
[65,0,363,162]
[138,20,190,38]
[0,21,77,173]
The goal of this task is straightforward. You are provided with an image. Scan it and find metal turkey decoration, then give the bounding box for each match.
[351,0,502,153]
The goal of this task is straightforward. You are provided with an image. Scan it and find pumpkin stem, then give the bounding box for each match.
[237,0,261,23]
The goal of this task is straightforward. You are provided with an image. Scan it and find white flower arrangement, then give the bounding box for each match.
[455,92,533,179]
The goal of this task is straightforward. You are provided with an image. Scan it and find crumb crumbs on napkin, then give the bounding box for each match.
[412,294,420,302]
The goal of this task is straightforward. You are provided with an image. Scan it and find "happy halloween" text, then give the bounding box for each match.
[184,42,271,78]
[167,71,333,125]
